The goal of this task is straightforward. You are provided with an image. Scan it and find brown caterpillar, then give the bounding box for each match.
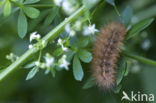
[91,22,126,90]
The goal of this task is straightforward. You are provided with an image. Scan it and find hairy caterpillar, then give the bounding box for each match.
[92,22,126,90]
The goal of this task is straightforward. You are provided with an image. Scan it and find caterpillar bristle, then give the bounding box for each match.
[91,22,126,90]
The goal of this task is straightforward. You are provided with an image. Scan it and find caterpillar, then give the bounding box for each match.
[91,22,126,90]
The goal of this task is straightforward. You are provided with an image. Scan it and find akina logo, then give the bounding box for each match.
[121,91,155,102]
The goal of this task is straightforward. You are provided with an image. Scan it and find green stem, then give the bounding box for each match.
[27,4,53,8]
[122,51,156,66]
[113,4,121,17]
[135,5,156,20]
[0,6,85,81]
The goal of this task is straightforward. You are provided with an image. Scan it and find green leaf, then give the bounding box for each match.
[123,61,129,76]
[18,10,28,38]
[24,0,40,4]
[23,6,40,19]
[51,68,56,78]
[43,7,58,27]
[26,67,39,80]
[66,50,74,62]
[106,0,115,6]
[83,0,100,9]
[3,1,11,16]
[24,62,35,69]
[114,84,122,94]
[53,48,63,57]
[78,37,89,48]
[116,58,126,85]
[120,6,133,25]
[126,18,154,40]
[78,49,92,63]
[73,55,84,81]
[83,77,95,89]
[0,0,5,8]
[106,0,120,16]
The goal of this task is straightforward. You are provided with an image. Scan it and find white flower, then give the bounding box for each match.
[35,61,40,67]
[59,55,70,70]
[83,24,99,36]
[58,38,68,51]
[30,32,41,42]
[54,0,63,6]
[29,44,33,49]
[45,56,55,67]
[65,23,71,33]
[69,30,76,37]
[62,0,76,15]
[74,21,81,31]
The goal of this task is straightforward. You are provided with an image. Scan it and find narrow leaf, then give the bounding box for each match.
[53,48,63,57]
[24,0,40,4]
[24,62,35,69]
[73,55,84,81]
[83,77,95,89]
[23,6,40,19]
[18,10,28,38]
[51,68,56,78]
[0,0,5,7]
[83,0,100,9]
[78,37,89,48]
[120,6,133,25]
[126,18,154,40]
[78,49,92,63]
[124,61,129,76]
[43,7,58,27]
[114,84,122,93]
[26,67,39,80]
[106,0,115,6]
[3,1,11,16]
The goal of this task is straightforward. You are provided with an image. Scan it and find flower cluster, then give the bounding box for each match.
[28,32,46,49]
[58,38,68,51]
[6,53,19,62]
[59,55,70,70]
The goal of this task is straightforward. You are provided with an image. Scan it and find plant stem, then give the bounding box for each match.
[122,51,156,66]
[0,6,85,81]
[135,5,156,20]
[27,4,53,8]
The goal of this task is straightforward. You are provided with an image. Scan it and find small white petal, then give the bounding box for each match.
[69,30,76,37]
[45,57,54,67]
[62,47,68,51]
[36,34,41,39]
[35,61,40,66]
[58,38,62,45]
[83,26,90,36]
[42,40,46,47]
[29,45,33,49]
[62,0,76,15]
[30,32,37,42]
[74,21,81,31]
[30,32,41,42]
[59,55,70,70]
[54,0,63,6]
[83,24,99,36]
[88,24,99,35]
